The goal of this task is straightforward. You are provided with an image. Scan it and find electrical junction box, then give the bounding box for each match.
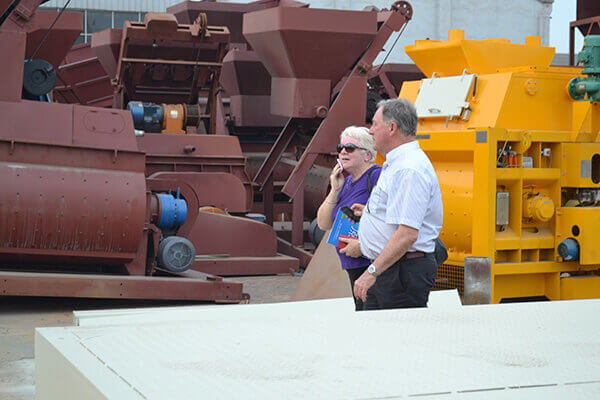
[496,192,510,226]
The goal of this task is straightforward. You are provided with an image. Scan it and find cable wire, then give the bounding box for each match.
[377,22,408,72]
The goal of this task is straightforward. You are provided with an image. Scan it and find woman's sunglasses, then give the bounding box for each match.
[337,144,367,154]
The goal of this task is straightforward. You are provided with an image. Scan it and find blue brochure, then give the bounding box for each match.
[327,209,360,249]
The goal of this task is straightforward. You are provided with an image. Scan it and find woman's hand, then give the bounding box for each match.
[330,163,345,193]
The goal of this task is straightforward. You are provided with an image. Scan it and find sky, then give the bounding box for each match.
[550,0,583,54]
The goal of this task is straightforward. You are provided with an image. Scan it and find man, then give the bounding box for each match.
[339,99,443,310]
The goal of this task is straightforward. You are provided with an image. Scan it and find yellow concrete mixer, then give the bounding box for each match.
[399,30,600,303]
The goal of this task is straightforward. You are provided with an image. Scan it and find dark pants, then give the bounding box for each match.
[346,266,368,311]
[363,254,438,310]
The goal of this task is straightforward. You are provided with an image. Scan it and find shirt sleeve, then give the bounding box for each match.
[385,168,431,229]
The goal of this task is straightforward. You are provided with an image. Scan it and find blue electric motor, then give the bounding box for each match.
[127,101,164,133]
[155,191,188,230]
[558,238,580,261]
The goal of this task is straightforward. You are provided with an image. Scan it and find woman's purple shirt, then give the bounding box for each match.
[331,165,381,270]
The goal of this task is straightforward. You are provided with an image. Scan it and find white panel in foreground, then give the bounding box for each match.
[73,290,461,327]
[37,299,600,400]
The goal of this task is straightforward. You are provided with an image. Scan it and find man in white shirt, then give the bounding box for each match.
[340,99,443,310]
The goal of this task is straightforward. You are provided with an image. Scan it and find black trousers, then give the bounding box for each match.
[363,254,438,310]
[346,266,368,311]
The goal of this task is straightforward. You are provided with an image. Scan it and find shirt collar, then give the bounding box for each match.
[383,140,419,168]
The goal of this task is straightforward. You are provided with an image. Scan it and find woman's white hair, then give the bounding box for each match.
[340,126,375,162]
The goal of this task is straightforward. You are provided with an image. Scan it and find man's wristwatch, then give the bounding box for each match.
[367,263,379,277]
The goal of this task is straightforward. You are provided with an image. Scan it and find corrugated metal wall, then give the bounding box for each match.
[42,0,180,12]
[42,0,554,63]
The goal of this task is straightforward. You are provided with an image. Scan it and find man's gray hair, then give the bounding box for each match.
[377,98,418,136]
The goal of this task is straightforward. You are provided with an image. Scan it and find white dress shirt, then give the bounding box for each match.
[358,140,443,260]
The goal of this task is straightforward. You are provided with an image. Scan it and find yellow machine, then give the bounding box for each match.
[399,30,600,304]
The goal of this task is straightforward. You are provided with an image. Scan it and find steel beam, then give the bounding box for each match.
[192,254,298,275]
[0,270,247,303]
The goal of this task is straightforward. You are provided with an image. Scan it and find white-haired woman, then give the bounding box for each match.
[316,126,381,311]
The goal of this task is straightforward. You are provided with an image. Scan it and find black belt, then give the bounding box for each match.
[400,251,427,261]
[370,251,430,264]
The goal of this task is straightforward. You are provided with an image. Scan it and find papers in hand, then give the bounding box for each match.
[327,209,359,249]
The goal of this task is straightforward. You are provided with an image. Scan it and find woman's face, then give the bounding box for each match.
[339,136,370,172]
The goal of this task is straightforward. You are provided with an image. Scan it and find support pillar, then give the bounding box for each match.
[264,174,274,226]
[291,178,304,247]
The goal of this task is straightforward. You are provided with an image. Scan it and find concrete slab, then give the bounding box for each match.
[74,290,461,327]
[36,299,600,399]
[425,288,461,308]
[74,297,356,327]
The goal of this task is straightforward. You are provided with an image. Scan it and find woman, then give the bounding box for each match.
[316,126,381,311]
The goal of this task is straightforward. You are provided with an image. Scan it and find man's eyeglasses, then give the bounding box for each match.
[337,143,367,154]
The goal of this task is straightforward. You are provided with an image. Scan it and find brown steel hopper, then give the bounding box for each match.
[220,48,288,132]
[0,1,248,301]
[53,42,114,108]
[248,2,414,245]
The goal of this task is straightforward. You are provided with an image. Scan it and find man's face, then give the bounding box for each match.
[368,108,388,152]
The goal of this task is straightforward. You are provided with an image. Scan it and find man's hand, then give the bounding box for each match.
[339,237,362,258]
[353,271,376,302]
[350,203,365,217]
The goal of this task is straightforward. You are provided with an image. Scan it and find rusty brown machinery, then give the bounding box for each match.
[46,1,360,256]
[167,0,326,254]
[0,0,253,301]
[88,11,299,276]
[43,1,313,272]
[0,0,416,300]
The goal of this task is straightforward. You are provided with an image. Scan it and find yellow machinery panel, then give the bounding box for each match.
[399,30,600,303]
[560,275,600,300]
[562,143,600,188]
[557,207,600,265]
